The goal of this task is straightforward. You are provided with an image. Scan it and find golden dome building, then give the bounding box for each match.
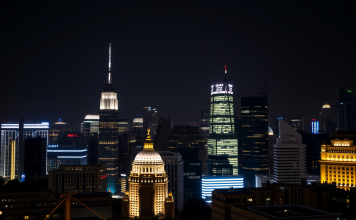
[122,129,175,219]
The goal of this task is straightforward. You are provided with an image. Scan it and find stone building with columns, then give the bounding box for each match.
[122,129,175,219]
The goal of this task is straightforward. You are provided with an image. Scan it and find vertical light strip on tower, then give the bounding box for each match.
[108,42,112,84]
[10,139,16,180]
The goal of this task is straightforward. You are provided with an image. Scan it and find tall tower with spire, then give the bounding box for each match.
[207,61,238,175]
[99,43,119,193]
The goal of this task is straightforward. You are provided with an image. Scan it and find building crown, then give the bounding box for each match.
[143,128,154,151]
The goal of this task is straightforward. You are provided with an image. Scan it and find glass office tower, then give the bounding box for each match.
[207,65,238,175]
[338,86,356,131]
[98,43,119,193]
[240,96,268,187]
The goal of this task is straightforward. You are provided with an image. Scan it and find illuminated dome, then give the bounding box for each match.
[322,103,331,109]
[133,150,164,165]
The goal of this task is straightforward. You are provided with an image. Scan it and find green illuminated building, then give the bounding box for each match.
[207,65,238,175]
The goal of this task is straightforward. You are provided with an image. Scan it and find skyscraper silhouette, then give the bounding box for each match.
[337,86,356,131]
[98,43,119,193]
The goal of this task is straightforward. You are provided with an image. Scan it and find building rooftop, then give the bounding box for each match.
[323,131,356,145]
[239,205,336,219]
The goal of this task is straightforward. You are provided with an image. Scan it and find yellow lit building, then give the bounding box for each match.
[122,129,175,219]
[319,132,356,190]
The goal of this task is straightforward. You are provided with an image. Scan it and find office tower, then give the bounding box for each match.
[65,132,84,149]
[24,137,47,179]
[206,155,233,176]
[86,132,99,165]
[0,122,49,180]
[207,64,238,175]
[289,116,304,132]
[319,131,356,190]
[118,119,129,136]
[338,86,356,131]
[142,107,158,139]
[201,176,243,203]
[82,114,99,138]
[133,115,143,139]
[98,43,119,193]
[47,146,87,172]
[273,119,306,184]
[118,132,130,191]
[302,133,329,175]
[311,119,320,134]
[319,103,333,135]
[199,108,210,138]
[121,129,175,219]
[183,160,202,202]
[240,96,268,187]
[158,151,184,212]
[268,127,276,174]
[49,120,73,144]
[154,117,172,151]
[48,164,107,194]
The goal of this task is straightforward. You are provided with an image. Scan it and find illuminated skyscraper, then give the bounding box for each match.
[143,107,158,139]
[98,43,119,193]
[207,64,238,175]
[338,86,356,131]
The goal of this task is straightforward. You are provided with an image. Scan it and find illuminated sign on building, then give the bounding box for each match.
[48,145,58,148]
[210,83,233,95]
[67,133,78,138]
[311,120,319,134]
[202,176,244,202]
[21,173,25,182]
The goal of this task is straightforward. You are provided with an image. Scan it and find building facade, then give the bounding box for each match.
[273,119,306,184]
[48,164,107,194]
[121,129,174,219]
[208,65,238,175]
[47,147,87,172]
[98,43,119,193]
[143,107,158,139]
[0,122,49,180]
[319,131,356,190]
[240,96,269,187]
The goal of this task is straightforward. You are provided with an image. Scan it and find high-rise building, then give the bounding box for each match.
[47,147,88,172]
[302,133,329,175]
[207,64,238,175]
[87,132,99,165]
[82,115,99,137]
[319,131,356,190]
[98,43,119,193]
[206,155,233,176]
[121,129,175,219]
[158,151,184,212]
[199,108,210,138]
[154,117,172,151]
[133,115,143,139]
[337,86,356,131]
[319,103,334,135]
[311,119,320,134]
[273,119,306,184]
[118,119,129,136]
[49,120,73,144]
[289,116,304,132]
[143,107,158,139]
[24,137,47,178]
[240,96,268,187]
[0,122,49,180]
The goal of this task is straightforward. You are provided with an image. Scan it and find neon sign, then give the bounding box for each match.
[68,133,78,137]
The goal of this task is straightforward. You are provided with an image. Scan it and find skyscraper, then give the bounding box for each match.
[143,107,158,139]
[289,116,304,132]
[133,115,144,139]
[337,86,356,131]
[207,64,238,175]
[319,103,335,136]
[154,117,171,151]
[240,96,269,187]
[98,43,119,193]
[199,108,210,138]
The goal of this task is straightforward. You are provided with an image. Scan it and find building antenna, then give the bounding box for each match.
[108,42,112,84]
[224,58,227,82]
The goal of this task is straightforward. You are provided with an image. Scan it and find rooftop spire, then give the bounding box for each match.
[108,42,112,84]
[224,58,227,82]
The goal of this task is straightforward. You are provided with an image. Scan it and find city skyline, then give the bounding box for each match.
[1,1,355,128]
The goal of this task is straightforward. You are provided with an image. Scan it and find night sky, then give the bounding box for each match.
[1,1,355,130]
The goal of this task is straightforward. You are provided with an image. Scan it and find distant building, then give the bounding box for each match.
[48,164,107,194]
[199,108,210,138]
[289,116,304,132]
[311,119,320,134]
[240,96,268,187]
[319,131,356,190]
[154,117,172,151]
[118,119,129,136]
[82,114,99,138]
[255,174,320,187]
[49,120,73,144]
[158,151,184,212]
[133,115,143,139]
[142,107,158,139]
[202,176,243,203]
[337,86,356,131]
[274,119,306,184]
[24,137,47,179]
[0,122,49,181]
[208,65,238,176]
[86,132,99,165]
[302,133,329,175]
[121,129,175,219]
[47,147,87,172]
[319,103,335,136]
[206,155,233,176]
[98,43,119,193]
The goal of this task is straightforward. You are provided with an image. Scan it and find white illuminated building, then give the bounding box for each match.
[122,129,175,219]
[0,122,49,180]
[202,176,244,203]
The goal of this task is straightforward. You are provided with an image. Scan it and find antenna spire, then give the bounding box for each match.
[108,43,112,84]
[224,58,227,82]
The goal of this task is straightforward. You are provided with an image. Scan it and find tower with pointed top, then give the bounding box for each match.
[99,43,119,193]
[207,63,238,175]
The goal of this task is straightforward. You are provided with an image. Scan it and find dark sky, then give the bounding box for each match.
[1,1,355,131]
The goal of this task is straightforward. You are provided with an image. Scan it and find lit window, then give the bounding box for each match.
[24,216,29,219]
[248,198,253,202]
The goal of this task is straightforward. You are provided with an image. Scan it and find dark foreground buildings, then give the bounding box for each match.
[338,86,356,131]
